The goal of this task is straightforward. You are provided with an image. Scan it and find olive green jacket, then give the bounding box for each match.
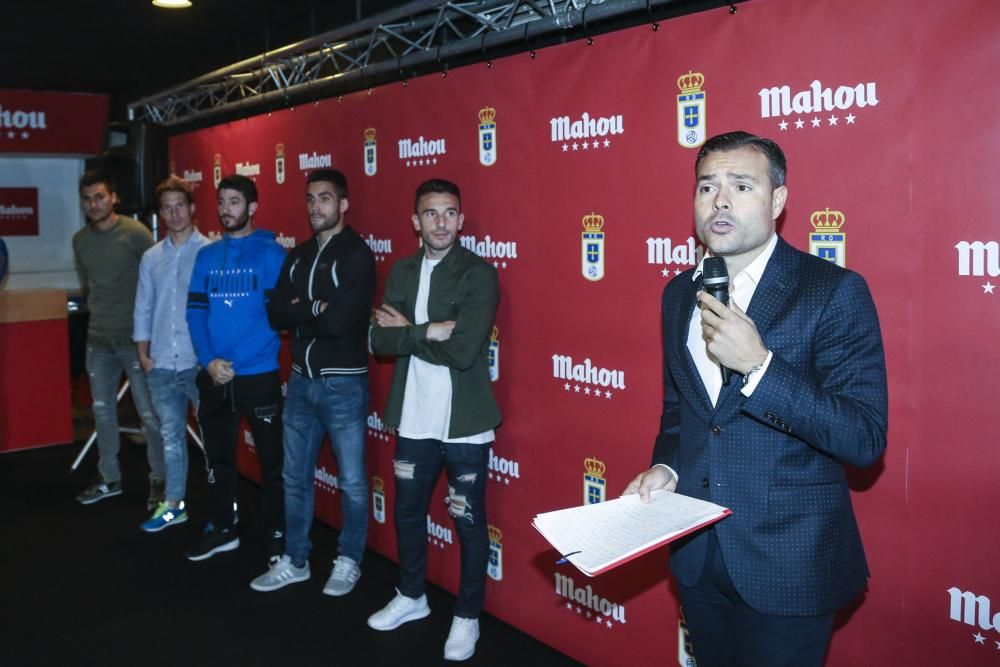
[371,244,501,438]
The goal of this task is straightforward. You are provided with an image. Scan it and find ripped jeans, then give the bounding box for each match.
[393,437,490,619]
[86,342,164,484]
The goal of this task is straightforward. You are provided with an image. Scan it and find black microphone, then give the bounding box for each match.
[702,257,731,386]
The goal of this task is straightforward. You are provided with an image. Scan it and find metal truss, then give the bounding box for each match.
[129,0,736,128]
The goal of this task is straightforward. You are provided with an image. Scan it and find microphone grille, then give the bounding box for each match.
[703,256,728,281]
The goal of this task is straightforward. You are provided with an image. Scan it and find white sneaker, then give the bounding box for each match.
[249,555,310,592]
[367,589,431,631]
[323,556,361,597]
[444,616,480,661]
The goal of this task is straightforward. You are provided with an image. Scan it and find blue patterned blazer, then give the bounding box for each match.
[653,236,888,616]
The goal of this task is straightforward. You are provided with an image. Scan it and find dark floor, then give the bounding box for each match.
[0,439,581,667]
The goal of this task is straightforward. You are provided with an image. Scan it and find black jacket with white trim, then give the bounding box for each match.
[267,225,375,378]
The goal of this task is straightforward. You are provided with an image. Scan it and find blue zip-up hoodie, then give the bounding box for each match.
[186,229,287,375]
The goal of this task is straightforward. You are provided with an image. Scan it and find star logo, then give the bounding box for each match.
[846,113,856,124]
[778,120,788,131]
[983,281,995,294]
[811,117,821,128]
[795,118,805,129]
[973,632,986,645]
[828,115,839,126]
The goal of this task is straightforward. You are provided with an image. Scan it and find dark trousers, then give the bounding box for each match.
[394,437,490,619]
[677,530,835,667]
[196,370,285,556]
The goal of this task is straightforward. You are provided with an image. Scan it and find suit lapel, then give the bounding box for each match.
[744,236,798,332]
[668,273,715,417]
[713,237,799,414]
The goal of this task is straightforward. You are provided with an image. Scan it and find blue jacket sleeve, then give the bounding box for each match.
[186,248,215,368]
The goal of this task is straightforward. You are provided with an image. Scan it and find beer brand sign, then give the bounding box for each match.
[0,91,108,155]
[0,188,39,236]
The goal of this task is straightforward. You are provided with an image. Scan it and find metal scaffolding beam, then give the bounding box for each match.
[129,0,737,128]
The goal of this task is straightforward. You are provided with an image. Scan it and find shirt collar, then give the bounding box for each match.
[692,233,778,288]
[167,228,206,250]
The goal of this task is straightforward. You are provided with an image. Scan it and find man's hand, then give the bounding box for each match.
[426,321,456,342]
[207,358,235,385]
[622,466,678,503]
[697,291,768,374]
[138,354,155,374]
[375,304,411,328]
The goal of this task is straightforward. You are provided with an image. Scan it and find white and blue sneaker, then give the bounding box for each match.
[141,502,187,532]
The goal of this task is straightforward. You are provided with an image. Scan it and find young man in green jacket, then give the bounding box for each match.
[368,179,500,662]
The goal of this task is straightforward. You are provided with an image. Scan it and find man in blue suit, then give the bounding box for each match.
[625,131,888,666]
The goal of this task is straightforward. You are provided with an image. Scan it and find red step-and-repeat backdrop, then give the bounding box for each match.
[169,0,999,663]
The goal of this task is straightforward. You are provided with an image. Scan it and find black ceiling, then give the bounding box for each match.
[3,0,736,126]
[2,0,408,120]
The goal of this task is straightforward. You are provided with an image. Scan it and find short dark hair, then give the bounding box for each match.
[307,169,348,198]
[217,174,258,203]
[695,131,787,189]
[79,170,115,194]
[156,175,194,205]
[413,179,461,214]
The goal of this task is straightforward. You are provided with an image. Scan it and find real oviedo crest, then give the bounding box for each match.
[809,207,846,268]
[581,213,606,282]
[676,71,706,148]
[488,326,500,382]
[478,106,497,167]
[371,476,386,524]
[364,128,377,177]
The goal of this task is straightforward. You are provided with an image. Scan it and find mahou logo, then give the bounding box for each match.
[488,447,520,486]
[298,151,333,171]
[647,236,703,277]
[552,353,626,400]
[367,410,392,442]
[955,241,999,296]
[760,79,879,132]
[460,234,518,270]
[398,136,447,167]
[182,169,203,184]
[554,572,627,628]
[235,161,261,177]
[427,514,453,550]
[551,111,623,153]
[947,587,999,650]
[314,465,339,494]
[364,234,393,263]
[0,105,47,140]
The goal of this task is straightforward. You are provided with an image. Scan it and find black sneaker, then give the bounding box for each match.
[147,479,165,511]
[185,525,240,562]
[77,479,122,505]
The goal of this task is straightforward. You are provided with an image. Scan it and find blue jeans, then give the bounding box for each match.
[85,343,164,483]
[283,372,369,565]
[145,367,199,503]
[394,437,490,619]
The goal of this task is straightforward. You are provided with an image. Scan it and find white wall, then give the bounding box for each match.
[0,156,85,290]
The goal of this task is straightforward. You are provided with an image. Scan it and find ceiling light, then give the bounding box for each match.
[152,0,193,8]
